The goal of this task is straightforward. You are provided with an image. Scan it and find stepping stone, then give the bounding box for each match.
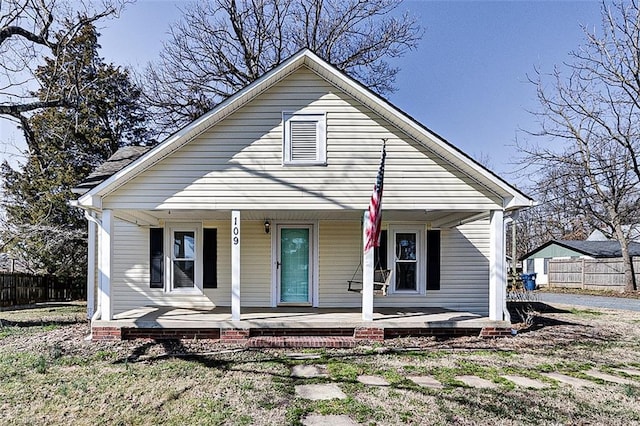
[357,375,390,386]
[292,364,327,378]
[286,352,322,360]
[295,384,347,400]
[615,367,640,377]
[407,375,443,389]
[501,375,548,389]
[584,369,636,385]
[541,372,593,388]
[302,415,360,426]
[455,375,498,389]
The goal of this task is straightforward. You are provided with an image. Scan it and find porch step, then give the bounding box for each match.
[247,336,357,349]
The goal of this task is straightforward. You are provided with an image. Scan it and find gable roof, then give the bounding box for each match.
[520,240,640,260]
[76,49,533,210]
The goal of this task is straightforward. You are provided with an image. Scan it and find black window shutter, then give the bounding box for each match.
[374,230,388,270]
[427,230,441,290]
[150,228,163,288]
[203,228,217,288]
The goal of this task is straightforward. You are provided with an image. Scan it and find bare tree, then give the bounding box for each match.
[522,1,640,291]
[144,0,423,133]
[514,166,594,257]
[0,0,125,147]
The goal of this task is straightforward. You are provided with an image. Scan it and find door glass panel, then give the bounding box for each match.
[280,228,310,303]
[395,232,417,290]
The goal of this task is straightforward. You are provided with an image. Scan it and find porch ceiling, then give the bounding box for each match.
[113,209,488,227]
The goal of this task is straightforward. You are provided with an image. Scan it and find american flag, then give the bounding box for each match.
[364,140,387,252]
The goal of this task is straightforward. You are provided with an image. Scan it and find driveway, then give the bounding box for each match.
[537,292,640,312]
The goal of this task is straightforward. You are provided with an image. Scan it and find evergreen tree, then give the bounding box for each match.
[1,22,149,280]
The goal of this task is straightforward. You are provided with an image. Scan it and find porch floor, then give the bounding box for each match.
[93,306,509,330]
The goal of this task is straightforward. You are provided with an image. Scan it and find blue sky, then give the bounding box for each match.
[2,0,605,186]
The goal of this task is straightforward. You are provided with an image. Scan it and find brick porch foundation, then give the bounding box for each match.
[353,327,384,341]
[479,327,513,338]
[92,325,513,344]
[220,329,250,344]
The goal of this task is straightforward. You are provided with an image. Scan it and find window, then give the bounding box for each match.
[395,232,418,291]
[173,231,195,288]
[149,226,217,291]
[283,112,326,165]
[526,259,534,273]
[543,258,550,274]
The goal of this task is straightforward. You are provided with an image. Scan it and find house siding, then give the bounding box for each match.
[110,217,489,316]
[376,219,489,314]
[111,218,215,314]
[318,219,489,315]
[103,66,502,212]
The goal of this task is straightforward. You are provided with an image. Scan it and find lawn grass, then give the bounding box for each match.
[0,303,639,425]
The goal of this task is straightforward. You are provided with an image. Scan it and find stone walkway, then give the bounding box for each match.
[292,363,639,425]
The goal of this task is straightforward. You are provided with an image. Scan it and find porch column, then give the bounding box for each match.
[489,209,506,321]
[362,211,374,321]
[87,218,96,320]
[231,210,241,321]
[98,209,112,321]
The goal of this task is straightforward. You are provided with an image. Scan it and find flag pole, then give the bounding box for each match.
[362,139,387,321]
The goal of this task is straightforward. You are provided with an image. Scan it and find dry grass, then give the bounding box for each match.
[1,303,639,425]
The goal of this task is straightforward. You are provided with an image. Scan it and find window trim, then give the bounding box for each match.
[282,111,327,166]
[388,225,425,295]
[165,224,203,294]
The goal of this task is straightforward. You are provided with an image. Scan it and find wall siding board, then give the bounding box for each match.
[111,219,275,314]
[318,220,489,314]
[104,67,501,211]
[111,218,490,315]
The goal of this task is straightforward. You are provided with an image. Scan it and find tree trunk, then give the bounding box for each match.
[614,226,637,292]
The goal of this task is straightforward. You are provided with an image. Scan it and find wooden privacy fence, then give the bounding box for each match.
[548,258,640,291]
[0,273,85,307]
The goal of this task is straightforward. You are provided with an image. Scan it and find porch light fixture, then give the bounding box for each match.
[264,220,271,234]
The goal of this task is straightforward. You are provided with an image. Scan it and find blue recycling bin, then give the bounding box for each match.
[520,273,537,291]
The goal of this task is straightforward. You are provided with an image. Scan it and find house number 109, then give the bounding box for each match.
[232,216,239,245]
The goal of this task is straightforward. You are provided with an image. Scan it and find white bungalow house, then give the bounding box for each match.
[73,50,532,342]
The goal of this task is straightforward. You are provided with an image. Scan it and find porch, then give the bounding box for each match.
[91,306,513,346]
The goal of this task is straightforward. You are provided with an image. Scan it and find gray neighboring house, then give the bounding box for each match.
[520,240,640,286]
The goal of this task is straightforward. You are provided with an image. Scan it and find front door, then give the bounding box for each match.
[277,225,313,305]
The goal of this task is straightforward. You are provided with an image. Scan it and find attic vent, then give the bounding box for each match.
[290,121,318,161]
[283,112,326,165]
